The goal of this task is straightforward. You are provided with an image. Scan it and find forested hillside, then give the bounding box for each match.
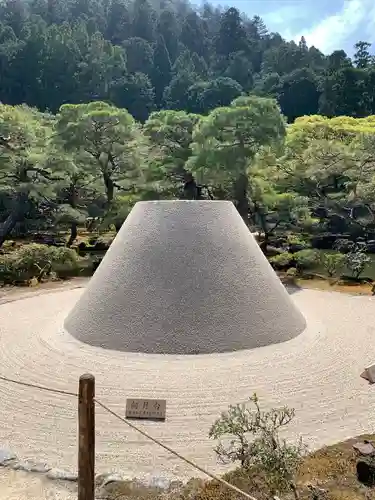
[1,0,375,286]
[0,0,374,121]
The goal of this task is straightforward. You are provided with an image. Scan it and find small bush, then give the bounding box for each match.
[345,248,371,280]
[333,239,354,254]
[269,252,293,269]
[286,267,297,278]
[0,244,80,284]
[320,252,346,278]
[286,234,309,252]
[209,394,306,498]
[294,249,319,272]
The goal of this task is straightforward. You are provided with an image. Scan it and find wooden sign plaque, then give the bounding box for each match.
[125,398,166,420]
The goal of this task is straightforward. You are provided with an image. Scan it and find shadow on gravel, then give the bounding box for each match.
[285,283,303,295]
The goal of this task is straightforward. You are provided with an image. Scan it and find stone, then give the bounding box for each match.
[47,468,78,482]
[141,476,173,490]
[361,364,375,383]
[95,473,125,487]
[13,460,51,474]
[0,449,16,466]
[357,458,375,486]
[353,441,375,456]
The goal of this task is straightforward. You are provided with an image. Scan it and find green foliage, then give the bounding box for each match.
[269,252,293,269]
[276,68,320,122]
[320,252,346,278]
[123,37,154,75]
[187,77,243,115]
[286,234,309,251]
[143,109,200,192]
[209,394,306,496]
[189,95,285,184]
[0,1,373,265]
[151,34,172,105]
[0,243,79,283]
[0,104,60,246]
[0,0,372,123]
[110,72,155,123]
[286,267,297,278]
[334,239,354,253]
[277,116,375,240]
[214,8,249,57]
[55,101,143,206]
[293,249,319,271]
[345,246,371,279]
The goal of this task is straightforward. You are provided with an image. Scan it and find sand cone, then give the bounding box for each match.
[65,201,306,354]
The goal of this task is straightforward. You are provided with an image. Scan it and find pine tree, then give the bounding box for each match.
[152,34,172,106]
[131,0,156,43]
[123,37,153,75]
[110,72,155,122]
[180,11,207,59]
[105,0,130,46]
[157,9,179,63]
[298,36,308,52]
[214,8,248,58]
[354,41,373,69]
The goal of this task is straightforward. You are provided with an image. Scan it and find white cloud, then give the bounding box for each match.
[291,0,375,54]
[263,5,308,29]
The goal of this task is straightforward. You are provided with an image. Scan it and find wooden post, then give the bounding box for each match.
[78,373,95,500]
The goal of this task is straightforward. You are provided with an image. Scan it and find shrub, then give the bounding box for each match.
[293,249,319,272]
[333,239,354,254]
[0,244,80,284]
[345,247,371,279]
[269,252,293,269]
[286,267,297,278]
[209,394,306,498]
[320,252,346,278]
[286,234,309,252]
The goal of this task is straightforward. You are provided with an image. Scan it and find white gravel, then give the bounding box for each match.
[0,469,76,500]
[0,287,375,482]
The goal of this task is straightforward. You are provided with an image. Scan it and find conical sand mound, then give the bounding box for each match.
[64,201,306,354]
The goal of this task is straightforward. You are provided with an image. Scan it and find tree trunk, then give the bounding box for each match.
[67,182,78,248]
[103,173,114,205]
[0,211,19,248]
[67,222,78,248]
[181,172,201,200]
[259,232,270,255]
[233,173,249,224]
[0,193,28,248]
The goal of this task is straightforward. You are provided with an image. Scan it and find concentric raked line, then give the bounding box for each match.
[0,372,257,500]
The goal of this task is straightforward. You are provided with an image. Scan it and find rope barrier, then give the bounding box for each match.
[95,398,258,500]
[0,374,78,398]
[0,373,258,500]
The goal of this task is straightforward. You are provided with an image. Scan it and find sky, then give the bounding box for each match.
[207,0,375,56]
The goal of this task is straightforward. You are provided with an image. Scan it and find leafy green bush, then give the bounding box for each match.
[293,249,319,272]
[0,244,80,284]
[286,234,309,252]
[269,252,293,269]
[320,252,346,277]
[209,394,306,497]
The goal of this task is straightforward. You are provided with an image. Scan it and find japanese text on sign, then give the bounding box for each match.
[125,398,166,420]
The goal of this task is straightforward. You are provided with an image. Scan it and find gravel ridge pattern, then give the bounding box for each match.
[0,287,374,480]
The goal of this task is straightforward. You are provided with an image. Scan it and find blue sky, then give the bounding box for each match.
[208,0,375,55]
